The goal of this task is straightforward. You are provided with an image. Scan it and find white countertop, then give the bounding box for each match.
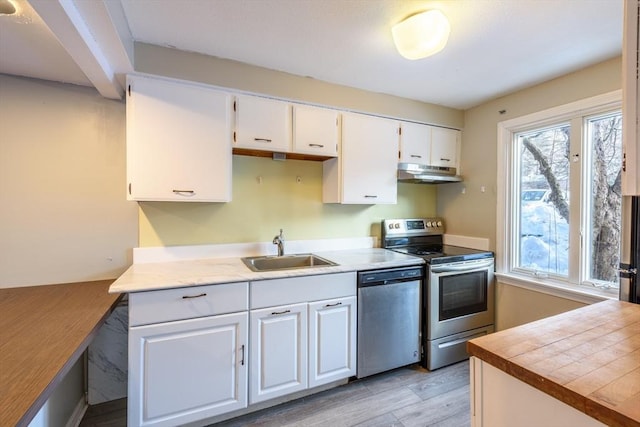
[109,248,424,293]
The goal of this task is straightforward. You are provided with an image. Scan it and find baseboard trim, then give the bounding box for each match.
[65,396,87,427]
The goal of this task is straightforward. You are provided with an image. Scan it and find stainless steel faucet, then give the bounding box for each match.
[273,229,285,256]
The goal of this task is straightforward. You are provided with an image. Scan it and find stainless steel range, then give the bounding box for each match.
[382,218,495,370]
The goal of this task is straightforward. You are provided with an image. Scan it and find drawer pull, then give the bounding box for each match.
[410,154,422,158]
[325,302,343,308]
[308,143,325,148]
[173,189,195,195]
[364,195,378,198]
[254,138,272,143]
[182,293,207,299]
[271,309,291,315]
[440,158,451,162]
[240,344,245,366]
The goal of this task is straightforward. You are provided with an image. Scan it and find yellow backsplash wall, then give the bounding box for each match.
[139,155,436,247]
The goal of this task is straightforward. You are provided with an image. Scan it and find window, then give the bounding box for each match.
[497,92,622,296]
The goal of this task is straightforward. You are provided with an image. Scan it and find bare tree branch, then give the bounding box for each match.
[522,138,570,222]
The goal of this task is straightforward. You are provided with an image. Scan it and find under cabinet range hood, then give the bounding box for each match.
[397,163,463,184]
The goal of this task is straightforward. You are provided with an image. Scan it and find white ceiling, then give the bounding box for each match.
[0,0,624,110]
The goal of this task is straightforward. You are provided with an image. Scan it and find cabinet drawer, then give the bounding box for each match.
[250,272,355,309]
[130,282,248,326]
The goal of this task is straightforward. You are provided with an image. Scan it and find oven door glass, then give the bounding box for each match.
[438,270,488,321]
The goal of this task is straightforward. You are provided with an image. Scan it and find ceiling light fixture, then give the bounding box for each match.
[392,10,450,60]
[0,0,16,15]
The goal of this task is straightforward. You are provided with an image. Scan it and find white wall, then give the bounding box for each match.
[0,75,138,288]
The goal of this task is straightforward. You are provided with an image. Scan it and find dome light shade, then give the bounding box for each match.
[392,10,450,60]
[0,0,16,15]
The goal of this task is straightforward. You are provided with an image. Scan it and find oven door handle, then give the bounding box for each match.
[430,259,494,273]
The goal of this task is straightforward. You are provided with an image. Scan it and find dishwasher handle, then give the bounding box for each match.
[358,267,423,287]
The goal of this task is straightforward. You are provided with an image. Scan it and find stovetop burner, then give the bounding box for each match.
[381,218,494,264]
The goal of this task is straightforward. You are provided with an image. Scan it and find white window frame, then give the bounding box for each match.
[496,90,621,304]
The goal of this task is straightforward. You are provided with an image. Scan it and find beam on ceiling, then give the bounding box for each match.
[29,0,128,99]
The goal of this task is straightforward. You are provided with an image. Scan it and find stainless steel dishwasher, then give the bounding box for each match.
[356,266,423,378]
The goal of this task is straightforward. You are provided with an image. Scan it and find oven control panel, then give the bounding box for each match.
[382,218,445,237]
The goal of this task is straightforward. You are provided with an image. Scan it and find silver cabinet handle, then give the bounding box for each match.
[440,158,451,162]
[324,302,343,308]
[254,138,272,143]
[173,189,195,194]
[271,309,291,315]
[410,155,422,158]
[364,195,378,198]
[308,143,325,148]
[182,293,207,299]
[240,344,245,366]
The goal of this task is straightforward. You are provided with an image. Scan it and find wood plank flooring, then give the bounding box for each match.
[80,361,470,427]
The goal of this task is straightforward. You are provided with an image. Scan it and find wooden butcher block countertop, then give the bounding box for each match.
[468,300,640,427]
[0,280,121,427]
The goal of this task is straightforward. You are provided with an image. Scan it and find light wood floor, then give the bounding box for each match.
[80,361,470,427]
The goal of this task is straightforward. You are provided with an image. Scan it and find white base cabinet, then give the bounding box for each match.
[249,303,308,404]
[250,273,357,403]
[128,273,356,426]
[308,296,356,388]
[129,313,248,427]
[470,357,606,427]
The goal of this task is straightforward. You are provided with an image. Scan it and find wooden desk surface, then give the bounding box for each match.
[0,280,121,427]
[468,300,640,427]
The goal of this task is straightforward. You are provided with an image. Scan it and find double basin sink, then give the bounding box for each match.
[242,254,337,272]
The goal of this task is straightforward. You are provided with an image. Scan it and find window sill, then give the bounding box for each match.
[495,272,618,305]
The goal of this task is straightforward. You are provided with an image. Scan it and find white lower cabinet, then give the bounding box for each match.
[308,296,356,388]
[470,357,606,427]
[128,273,357,426]
[129,312,248,427]
[249,303,308,404]
[249,272,357,403]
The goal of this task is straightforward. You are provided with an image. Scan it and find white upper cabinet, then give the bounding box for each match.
[399,121,432,164]
[430,127,461,169]
[126,75,232,202]
[623,0,640,195]
[234,95,292,153]
[292,105,339,157]
[323,112,398,204]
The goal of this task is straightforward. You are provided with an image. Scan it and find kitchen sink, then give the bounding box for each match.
[241,254,337,272]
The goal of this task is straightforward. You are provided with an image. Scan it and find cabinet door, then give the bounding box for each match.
[128,312,248,427]
[308,296,356,388]
[399,121,431,165]
[292,104,339,157]
[126,75,232,202]
[622,0,640,195]
[430,127,460,169]
[250,303,307,404]
[339,113,398,204]
[234,95,291,152]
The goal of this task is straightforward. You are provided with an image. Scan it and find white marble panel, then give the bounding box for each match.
[88,303,128,404]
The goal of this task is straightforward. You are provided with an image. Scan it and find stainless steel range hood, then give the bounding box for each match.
[397,163,463,184]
